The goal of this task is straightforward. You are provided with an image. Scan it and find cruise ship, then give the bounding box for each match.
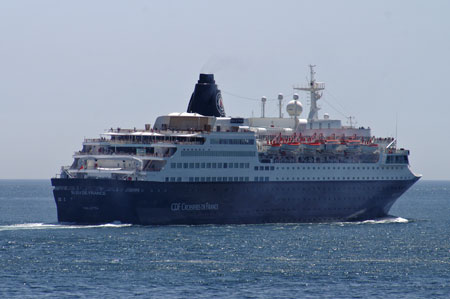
[51,66,420,224]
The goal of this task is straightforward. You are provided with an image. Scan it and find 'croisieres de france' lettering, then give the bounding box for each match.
[171,203,219,212]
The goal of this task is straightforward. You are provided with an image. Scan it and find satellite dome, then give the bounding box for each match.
[286,100,303,117]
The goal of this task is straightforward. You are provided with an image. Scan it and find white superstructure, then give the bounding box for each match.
[59,66,418,187]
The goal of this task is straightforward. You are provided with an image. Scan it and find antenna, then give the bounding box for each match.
[395,113,398,148]
[278,93,283,118]
[346,116,356,128]
[293,93,300,130]
[261,96,267,118]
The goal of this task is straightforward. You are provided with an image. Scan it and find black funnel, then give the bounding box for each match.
[187,74,226,117]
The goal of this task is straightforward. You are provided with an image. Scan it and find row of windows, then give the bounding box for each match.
[170,163,405,171]
[210,138,254,145]
[274,176,410,181]
[258,165,406,171]
[180,150,256,157]
[164,176,410,182]
[170,162,250,169]
[166,177,251,182]
[255,166,275,171]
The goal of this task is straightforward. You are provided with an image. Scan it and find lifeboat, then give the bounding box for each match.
[281,142,301,151]
[268,142,281,153]
[302,142,323,153]
[324,140,343,152]
[361,143,378,154]
[344,140,362,153]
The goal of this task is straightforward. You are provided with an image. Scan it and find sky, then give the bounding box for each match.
[0,0,449,179]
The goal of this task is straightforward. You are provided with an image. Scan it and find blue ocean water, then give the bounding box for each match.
[0,180,449,298]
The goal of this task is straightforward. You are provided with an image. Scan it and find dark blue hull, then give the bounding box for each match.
[51,178,419,225]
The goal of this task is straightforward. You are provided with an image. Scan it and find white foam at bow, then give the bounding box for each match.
[0,223,132,231]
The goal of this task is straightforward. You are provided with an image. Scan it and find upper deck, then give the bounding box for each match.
[75,124,408,167]
[56,67,418,182]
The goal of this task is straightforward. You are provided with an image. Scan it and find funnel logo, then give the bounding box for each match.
[215,92,226,116]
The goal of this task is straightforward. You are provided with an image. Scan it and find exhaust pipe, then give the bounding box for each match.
[187,74,226,117]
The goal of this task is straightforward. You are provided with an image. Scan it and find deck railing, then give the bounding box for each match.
[83,138,204,146]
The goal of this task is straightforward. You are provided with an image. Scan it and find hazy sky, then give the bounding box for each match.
[1,0,449,179]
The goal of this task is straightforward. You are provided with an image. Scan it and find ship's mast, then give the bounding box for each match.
[294,65,325,122]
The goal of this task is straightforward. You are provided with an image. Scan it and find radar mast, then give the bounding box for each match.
[294,65,325,122]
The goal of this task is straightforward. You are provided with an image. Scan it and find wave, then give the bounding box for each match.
[360,216,409,224]
[0,217,409,231]
[0,222,132,231]
[333,216,409,226]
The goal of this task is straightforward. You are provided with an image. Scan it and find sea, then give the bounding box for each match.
[0,180,449,298]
